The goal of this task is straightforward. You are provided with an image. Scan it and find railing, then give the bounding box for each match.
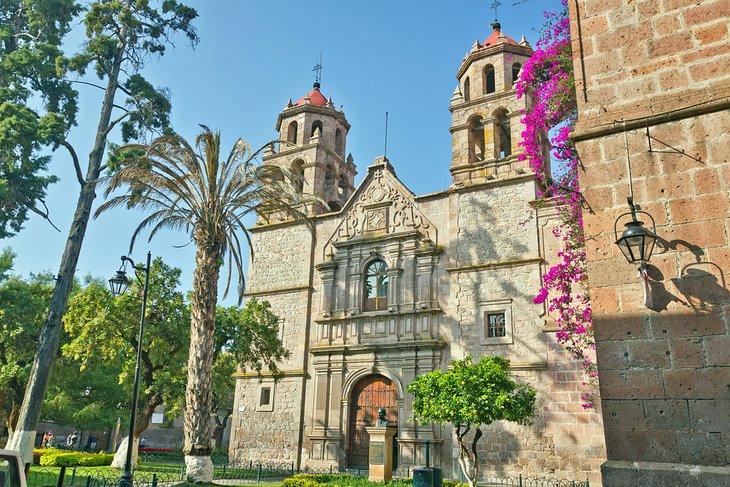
[28,460,588,487]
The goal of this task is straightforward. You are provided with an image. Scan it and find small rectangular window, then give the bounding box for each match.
[259,387,272,407]
[486,312,506,338]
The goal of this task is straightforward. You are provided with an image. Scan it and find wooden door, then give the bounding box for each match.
[347,375,398,467]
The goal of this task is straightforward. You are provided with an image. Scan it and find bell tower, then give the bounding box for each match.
[264,82,357,215]
[449,21,535,185]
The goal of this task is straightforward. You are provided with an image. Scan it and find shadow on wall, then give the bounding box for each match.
[647,238,730,313]
[439,193,604,480]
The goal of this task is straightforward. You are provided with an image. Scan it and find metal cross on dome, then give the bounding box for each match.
[313,54,323,85]
[491,0,501,21]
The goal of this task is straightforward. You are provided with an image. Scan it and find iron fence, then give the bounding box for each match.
[27,461,589,487]
[26,466,184,487]
[209,463,589,487]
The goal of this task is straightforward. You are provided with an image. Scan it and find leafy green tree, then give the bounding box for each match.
[0,248,16,282]
[61,261,288,469]
[0,267,125,436]
[43,357,128,433]
[10,0,198,463]
[407,356,536,487]
[62,259,189,465]
[0,0,80,237]
[96,126,309,480]
[0,271,54,435]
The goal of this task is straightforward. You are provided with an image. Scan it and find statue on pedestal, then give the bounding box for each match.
[375,407,390,427]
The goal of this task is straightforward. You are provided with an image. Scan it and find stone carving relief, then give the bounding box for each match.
[323,169,436,257]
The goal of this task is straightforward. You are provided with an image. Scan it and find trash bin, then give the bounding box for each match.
[431,467,443,487]
[413,468,433,487]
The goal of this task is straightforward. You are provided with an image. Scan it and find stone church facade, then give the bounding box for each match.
[230,23,605,483]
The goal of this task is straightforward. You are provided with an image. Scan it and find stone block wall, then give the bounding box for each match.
[570,0,730,130]
[568,0,730,484]
[446,177,605,483]
[231,376,303,463]
[452,180,538,267]
[231,223,313,464]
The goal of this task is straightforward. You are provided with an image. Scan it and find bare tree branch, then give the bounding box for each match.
[28,201,60,232]
[70,80,107,92]
[60,140,85,186]
[13,30,40,41]
[103,111,132,138]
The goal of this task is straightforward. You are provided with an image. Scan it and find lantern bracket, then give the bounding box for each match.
[646,125,703,164]
[119,255,147,286]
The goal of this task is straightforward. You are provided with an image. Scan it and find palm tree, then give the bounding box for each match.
[96,126,313,481]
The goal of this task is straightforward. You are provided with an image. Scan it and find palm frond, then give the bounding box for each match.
[96,127,314,301]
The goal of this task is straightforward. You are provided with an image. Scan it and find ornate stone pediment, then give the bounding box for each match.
[323,158,436,257]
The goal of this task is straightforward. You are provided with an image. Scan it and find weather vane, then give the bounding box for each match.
[490,0,501,21]
[313,53,323,85]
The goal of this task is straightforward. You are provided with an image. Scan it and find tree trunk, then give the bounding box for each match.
[183,243,221,482]
[111,436,139,469]
[111,394,162,469]
[212,409,231,447]
[455,425,477,487]
[7,31,127,465]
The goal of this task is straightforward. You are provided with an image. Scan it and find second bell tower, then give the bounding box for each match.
[449,22,535,185]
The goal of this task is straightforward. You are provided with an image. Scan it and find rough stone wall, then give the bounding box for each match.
[445,178,605,483]
[570,0,730,129]
[230,224,313,463]
[246,224,311,293]
[231,376,302,463]
[452,182,537,266]
[457,359,603,485]
[568,0,730,484]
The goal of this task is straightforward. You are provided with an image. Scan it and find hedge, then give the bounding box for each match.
[282,474,467,487]
[36,450,114,467]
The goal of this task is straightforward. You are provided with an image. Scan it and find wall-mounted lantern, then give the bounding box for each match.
[614,197,658,271]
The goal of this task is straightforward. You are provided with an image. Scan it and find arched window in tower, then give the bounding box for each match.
[484,64,496,94]
[287,121,298,145]
[335,128,343,155]
[463,77,471,102]
[512,63,522,85]
[468,116,486,163]
[324,164,335,195]
[364,260,388,311]
[311,120,323,138]
[494,109,512,158]
[291,159,304,194]
[338,174,348,202]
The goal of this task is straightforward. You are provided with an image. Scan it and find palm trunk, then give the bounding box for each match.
[7,32,127,465]
[183,243,221,482]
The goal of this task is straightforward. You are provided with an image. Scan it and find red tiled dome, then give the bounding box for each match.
[482,24,519,48]
[295,82,328,106]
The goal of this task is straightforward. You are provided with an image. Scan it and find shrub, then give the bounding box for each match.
[38,451,114,467]
[282,474,455,487]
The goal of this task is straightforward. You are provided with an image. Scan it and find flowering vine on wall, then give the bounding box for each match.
[516,0,597,408]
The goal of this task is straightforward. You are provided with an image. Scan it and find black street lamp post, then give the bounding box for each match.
[108,252,151,487]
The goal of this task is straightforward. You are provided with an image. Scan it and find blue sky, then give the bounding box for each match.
[5,1,556,304]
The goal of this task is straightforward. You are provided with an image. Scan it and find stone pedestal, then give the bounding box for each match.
[366,426,397,482]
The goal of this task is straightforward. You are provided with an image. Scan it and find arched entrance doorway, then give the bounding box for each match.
[347,375,398,467]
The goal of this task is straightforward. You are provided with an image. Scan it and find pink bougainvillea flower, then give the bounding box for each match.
[517,0,597,409]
